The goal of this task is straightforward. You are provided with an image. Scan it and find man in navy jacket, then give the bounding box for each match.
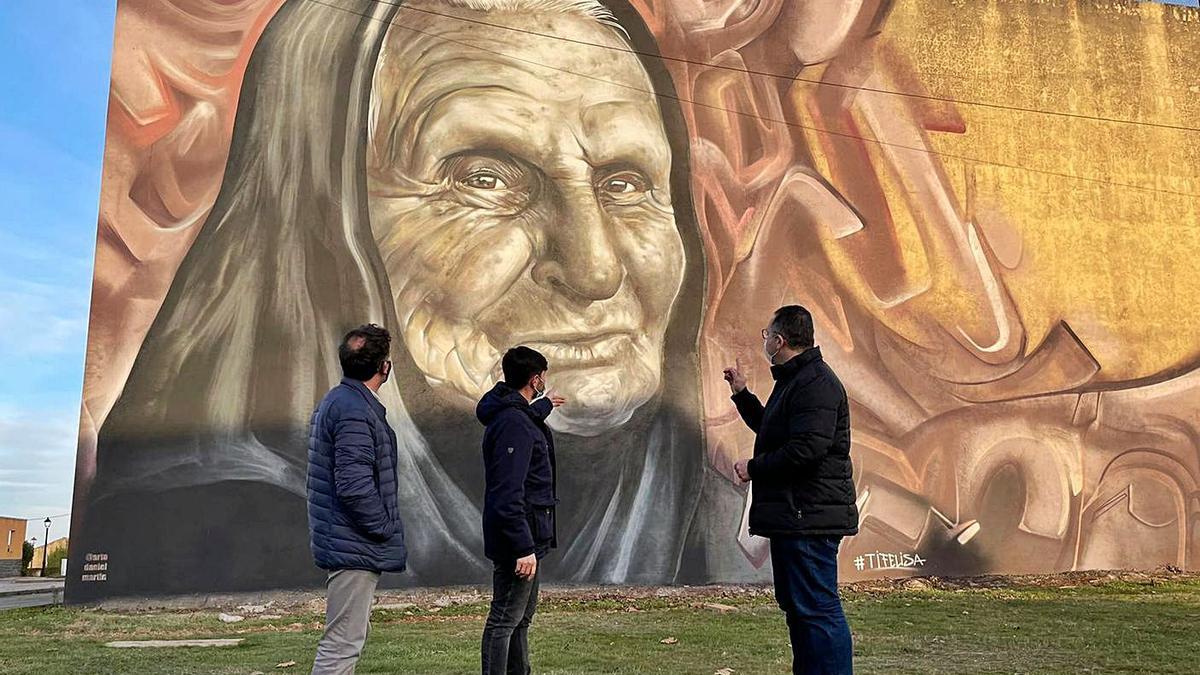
[307,324,406,674]
[477,346,564,675]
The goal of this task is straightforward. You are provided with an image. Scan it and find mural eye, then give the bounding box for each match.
[600,172,646,194]
[597,170,649,204]
[462,170,507,190]
[604,178,637,194]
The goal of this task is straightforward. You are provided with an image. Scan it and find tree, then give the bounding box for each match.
[46,546,69,577]
[21,541,34,575]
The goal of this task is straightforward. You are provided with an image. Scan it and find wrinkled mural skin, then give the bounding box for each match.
[68,0,1200,600]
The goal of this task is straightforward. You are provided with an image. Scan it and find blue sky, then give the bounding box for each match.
[0,1,116,545]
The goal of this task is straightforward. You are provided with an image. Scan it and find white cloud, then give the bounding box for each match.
[0,277,89,358]
[0,404,78,543]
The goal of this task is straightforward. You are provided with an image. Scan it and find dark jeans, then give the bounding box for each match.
[770,536,853,675]
[481,561,540,675]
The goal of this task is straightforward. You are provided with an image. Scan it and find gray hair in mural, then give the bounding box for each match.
[70,0,730,598]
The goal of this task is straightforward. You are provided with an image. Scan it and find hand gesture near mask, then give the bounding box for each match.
[722,358,748,395]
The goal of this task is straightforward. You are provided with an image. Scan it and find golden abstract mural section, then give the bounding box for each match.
[650,0,1200,576]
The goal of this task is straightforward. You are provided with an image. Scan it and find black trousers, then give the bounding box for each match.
[481,560,540,675]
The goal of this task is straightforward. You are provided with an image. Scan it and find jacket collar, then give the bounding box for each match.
[477,382,547,424]
[341,377,387,418]
[770,346,823,382]
[499,383,550,424]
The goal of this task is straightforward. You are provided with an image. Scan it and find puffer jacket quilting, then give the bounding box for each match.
[307,378,407,572]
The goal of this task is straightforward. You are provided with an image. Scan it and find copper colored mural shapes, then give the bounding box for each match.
[69,0,1200,598]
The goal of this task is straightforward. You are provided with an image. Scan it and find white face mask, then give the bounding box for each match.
[764,335,783,365]
[532,374,547,398]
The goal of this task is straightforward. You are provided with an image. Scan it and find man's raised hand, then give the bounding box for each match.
[723,357,747,394]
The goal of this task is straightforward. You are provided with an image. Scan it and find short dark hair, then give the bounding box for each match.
[502,346,548,388]
[769,305,814,350]
[339,324,391,381]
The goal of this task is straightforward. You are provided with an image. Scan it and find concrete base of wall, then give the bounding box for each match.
[0,559,22,578]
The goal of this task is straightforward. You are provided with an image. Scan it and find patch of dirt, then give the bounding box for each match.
[841,566,1196,595]
[84,566,1198,615]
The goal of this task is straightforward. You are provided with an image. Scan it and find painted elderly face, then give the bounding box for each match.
[366,8,685,436]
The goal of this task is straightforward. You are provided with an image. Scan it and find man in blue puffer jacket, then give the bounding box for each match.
[307,324,406,674]
[477,346,564,675]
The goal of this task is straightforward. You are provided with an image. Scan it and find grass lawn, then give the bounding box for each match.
[1,573,1197,674]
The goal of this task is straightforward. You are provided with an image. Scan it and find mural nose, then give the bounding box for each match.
[532,193,624,302]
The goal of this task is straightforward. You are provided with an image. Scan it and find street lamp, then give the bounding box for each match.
[41,518,50,577]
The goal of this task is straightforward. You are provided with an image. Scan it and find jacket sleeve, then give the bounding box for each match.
[747,402,838,480]
[486,416,536,558]
[731,388,765,433]
[331,403,394,541]
[529,397,554,422]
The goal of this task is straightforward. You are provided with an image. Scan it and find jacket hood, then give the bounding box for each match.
[476,382,533,425]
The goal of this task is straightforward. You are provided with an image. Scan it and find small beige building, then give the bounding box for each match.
[29,536,69,576]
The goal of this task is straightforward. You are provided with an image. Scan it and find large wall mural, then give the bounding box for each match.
[67,0,1200,600]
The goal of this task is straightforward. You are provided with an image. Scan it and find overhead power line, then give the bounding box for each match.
[24,513,70,522]
[302,0,1200,199]
[389,0,1200,136]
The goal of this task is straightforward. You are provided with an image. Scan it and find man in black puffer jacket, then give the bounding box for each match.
[477,346,564,675]
[724,305,857,675]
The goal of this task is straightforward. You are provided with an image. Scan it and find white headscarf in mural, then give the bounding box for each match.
[78,0,747,589]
